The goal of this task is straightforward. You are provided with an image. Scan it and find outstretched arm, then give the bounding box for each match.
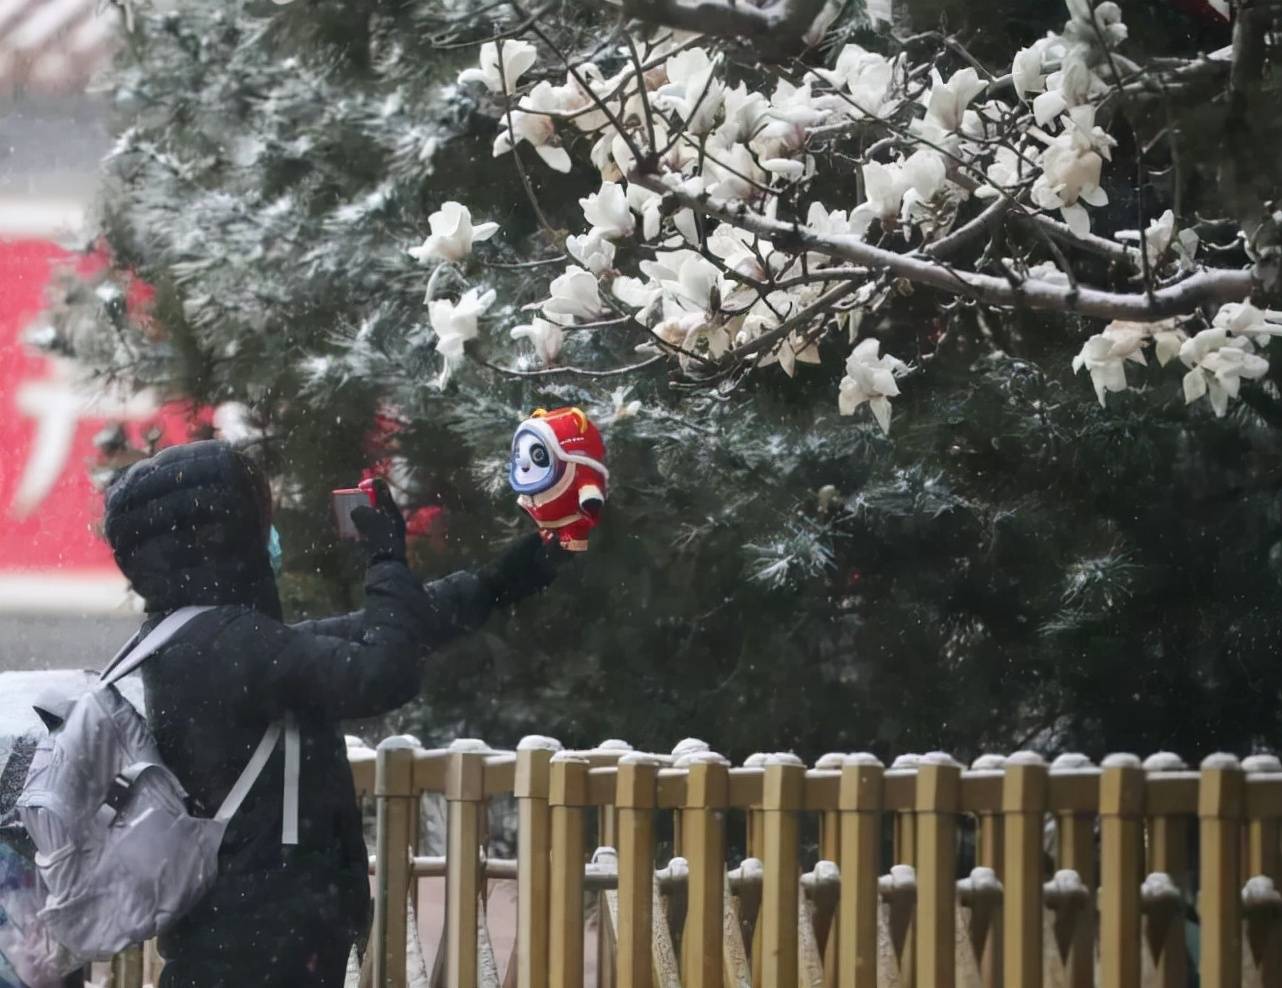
[289,532,566,647]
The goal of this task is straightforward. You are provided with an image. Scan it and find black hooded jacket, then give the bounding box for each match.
[103,441,493,947]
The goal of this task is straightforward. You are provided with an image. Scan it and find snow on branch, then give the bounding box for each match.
[600,0,829,47]
[421,0,1276,433]
[629,171,1254,322]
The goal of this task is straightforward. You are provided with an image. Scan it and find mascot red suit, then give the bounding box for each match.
[509,407,607,551]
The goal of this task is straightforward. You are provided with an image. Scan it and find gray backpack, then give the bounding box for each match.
[13,607,300,971]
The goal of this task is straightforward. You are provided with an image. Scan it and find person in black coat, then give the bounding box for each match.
[101,440,560,987]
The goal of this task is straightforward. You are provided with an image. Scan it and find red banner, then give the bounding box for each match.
[0,240,191,610]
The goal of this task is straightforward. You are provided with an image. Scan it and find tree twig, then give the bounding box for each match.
[477,353,664,377]
[632,172,1255,321]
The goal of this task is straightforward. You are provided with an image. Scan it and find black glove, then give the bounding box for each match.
[350,479,407,564]
[480,532,566,608]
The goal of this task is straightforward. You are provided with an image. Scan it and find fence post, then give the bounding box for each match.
[890,754,920,869]
[593,739,631,988]
[1050,753,1096,988]
[837,754,882,988]
[671,739,710,858]
[1199,753,1245,988]
[761,754,804,988]
[681,751,729,988]
[446,740,489,988]
[744,751,767,988]
[616,754,659,988]
[516,736,561,988]
[814,750,845,988]
[915,753,960,988]
[1143,752,1189,988]
[971,753,1007,988]
[549,753,590,988]
[1242,753,1282,987]
[1099,753,1143,988]
[108,945,143,988]
[1002,751,1047,988]
[374,737,417,988]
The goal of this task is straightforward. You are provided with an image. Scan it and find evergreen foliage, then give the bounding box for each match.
[43,0,1282,763]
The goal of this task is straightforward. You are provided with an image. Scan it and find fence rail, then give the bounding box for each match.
[106,740,1282,988]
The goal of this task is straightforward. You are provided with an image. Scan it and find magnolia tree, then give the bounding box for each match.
[411,0,1278,431]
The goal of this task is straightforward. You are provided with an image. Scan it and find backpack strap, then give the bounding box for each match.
[100,606,216,686]
[281,712,300,846]
[214,713,301,846]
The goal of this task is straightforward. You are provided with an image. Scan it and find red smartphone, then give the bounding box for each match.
[332,479,378,541]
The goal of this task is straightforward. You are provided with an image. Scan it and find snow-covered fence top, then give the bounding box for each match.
[336,738,1282,988]
[16,723,1282,986]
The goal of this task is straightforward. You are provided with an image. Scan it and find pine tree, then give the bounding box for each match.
[40,0,1282,763]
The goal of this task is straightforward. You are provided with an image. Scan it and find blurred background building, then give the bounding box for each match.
[0,0,136,669]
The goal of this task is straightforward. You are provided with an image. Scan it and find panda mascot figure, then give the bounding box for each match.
[508,407,607,552]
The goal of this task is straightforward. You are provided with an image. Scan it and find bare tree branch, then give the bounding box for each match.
[927,198,1011,259]
[477,353,664,377]
[632,171,1257,321]
[586,0,826,47]
[724,280,864,363]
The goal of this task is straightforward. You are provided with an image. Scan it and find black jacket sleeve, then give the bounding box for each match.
[288,570,495,649]
[234,560,440,721]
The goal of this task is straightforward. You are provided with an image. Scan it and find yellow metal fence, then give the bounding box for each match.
[107,739,1282,988]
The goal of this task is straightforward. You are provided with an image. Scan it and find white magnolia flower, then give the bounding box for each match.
[1071,324,1147,406]
[753,80,827,158]
[1151,325,1188,366]
[1117,209,1198,268]
[612,274,661,311]
[510,316,564,364]
[1101,318,1186,367]
[706,143,766,202]
[493,82,572,173]
[838,337,909,433]
[1025,260,1072,287]
[1064,0,1128,48]
[976,144,1031,197]
[430,287,496,384]
[709,225,776,284]
[816,45,895,119]
[1179,328,1269,417]
[540,265,605,323]
[1212,302,1282,347]
[1031,107,1111,235]
[852,150,945,233]
[1032,50,1111,126]
[774,332,822,378]
[913,67,986,143]
[664,251,723,313]
[580,181,635,239]
[717,83,770,145]
[806,201,855,239]
[607,386,642,421]
[566,228,616,277]
[762,157,807,180]
[855,160,907,230]
[625,182,664,241]
[557,62,622,133]
[458,40,537,95]
[653,308,731,365]
[407,202,499,264]
[656,48,724,136]
[898,148,948,221]
[659,172,706,244]
[1012,46,1047,96]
